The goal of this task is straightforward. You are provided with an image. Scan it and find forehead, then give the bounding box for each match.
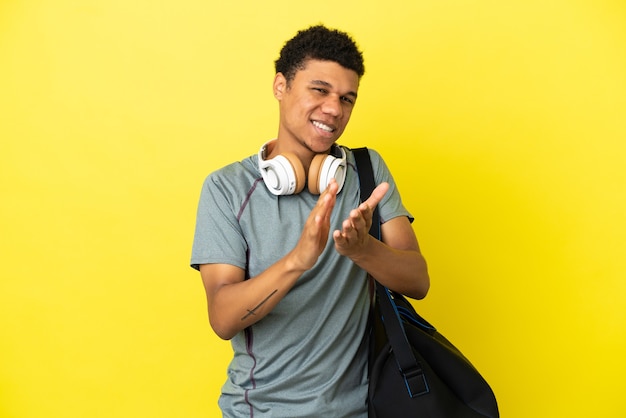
[293,59,360,92]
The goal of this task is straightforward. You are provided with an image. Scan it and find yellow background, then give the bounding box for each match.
[1,0,625,417]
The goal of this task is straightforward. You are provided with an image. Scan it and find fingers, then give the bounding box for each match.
[332,182,389,257]
[349,182,389,229]
[309,178,335,212]
[362,182,389,212]
[295,180,339,270]
[344,209,363,235]
[316,179,338,223]
[308,178,340,236]
[334,207,366,248]
[333,211,367,257]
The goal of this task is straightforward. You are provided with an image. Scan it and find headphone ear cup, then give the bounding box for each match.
[258,147,306,195]
[307,154,328,195]
[308,150,347,195]
[281,152,306,194]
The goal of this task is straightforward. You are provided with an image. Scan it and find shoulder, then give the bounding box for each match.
[344,146,386,164]
[206,155,256,181]
[345,146,391,180]
[196,155,263,210]
[365,147,387,168]
[202,156,258,191]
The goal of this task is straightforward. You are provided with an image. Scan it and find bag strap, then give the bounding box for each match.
[352,147,380,239]
[353,147,429,397]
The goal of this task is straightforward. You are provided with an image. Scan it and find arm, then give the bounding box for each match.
[199,181,340,340]
[333,182,430,299]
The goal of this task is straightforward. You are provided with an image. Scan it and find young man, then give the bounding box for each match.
[191,25,429,417]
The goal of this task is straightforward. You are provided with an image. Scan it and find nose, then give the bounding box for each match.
[321,95,342,117]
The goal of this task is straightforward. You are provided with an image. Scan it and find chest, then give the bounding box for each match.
[238,181,361,278]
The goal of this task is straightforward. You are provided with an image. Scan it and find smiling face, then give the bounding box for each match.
[273,59,360,158]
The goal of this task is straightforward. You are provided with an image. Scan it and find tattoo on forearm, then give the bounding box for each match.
[241,289,278,321]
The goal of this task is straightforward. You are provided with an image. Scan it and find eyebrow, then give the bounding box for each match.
[310,79,358,100]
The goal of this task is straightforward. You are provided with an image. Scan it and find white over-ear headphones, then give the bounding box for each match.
[258,140,347,196]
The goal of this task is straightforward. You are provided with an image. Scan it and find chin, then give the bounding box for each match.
[308,138,339,153]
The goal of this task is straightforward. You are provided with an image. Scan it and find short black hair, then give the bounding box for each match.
[275,25,365,83]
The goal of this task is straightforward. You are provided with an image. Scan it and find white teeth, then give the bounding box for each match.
[313,121,334,132]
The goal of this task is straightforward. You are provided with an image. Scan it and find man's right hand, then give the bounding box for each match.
[287,178,339,272]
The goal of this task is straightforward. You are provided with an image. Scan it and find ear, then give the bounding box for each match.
[273,73,287,100]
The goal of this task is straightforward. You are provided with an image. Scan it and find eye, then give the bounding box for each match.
[341,96,355,105]
[312,87,328,95]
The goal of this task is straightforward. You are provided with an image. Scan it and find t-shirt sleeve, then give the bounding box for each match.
[190,173,248,271]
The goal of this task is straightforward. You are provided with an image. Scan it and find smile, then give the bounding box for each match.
[312,120,335,133]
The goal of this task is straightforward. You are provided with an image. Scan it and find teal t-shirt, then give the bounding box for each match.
[191,146,411,417]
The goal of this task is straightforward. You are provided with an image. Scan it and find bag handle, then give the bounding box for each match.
[353,147,429,398]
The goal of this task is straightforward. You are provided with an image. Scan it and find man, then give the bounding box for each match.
[191,25,429,417]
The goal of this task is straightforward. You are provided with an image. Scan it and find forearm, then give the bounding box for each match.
[331,183,429,298]
[203,254,306,340]
[349,237,429,299]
